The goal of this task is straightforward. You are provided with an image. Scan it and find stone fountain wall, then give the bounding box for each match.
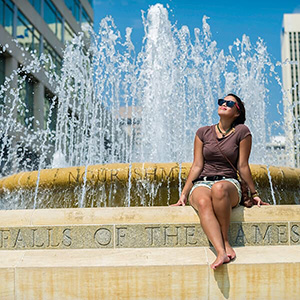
[0,205,299,299]
[0,163,299,208]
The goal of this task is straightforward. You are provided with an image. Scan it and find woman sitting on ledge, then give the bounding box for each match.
[172,94,268,269]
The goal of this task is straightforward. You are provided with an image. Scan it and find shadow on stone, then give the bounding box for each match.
[213,264,230,299]
[230,206,246,247]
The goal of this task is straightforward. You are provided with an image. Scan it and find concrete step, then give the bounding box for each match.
[1,206,300,299]
[1,246,300,299]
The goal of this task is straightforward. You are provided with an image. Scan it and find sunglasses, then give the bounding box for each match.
[218,99,240,110]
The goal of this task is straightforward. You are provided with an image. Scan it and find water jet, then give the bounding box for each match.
[0,3,299,299]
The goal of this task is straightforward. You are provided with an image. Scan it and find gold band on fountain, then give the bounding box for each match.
[0,163,299,192]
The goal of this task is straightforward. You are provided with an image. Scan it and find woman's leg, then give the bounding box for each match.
[211,181,239,260]
[189,186,230,269]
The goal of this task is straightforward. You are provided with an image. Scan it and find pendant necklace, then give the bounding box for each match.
[217,123,232,137]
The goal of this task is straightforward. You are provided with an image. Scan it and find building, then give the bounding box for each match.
[0,0,93,131]
[265,135,288,166]
[281,13,300,167]
[0,0,93,174]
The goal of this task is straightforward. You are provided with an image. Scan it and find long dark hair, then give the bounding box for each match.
[227,93,246,126]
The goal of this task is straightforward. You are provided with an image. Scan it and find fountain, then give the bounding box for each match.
[0,4,299,299]
[0,4,299,209]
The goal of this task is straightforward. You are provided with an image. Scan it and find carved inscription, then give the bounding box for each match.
[94,228,112,246]
[115,224,209,248]
[290,223,300,244]
[68,168,111,185]
[0,222,295,250]
[230,223,289,246]
[185,226,197,245]
[67,166,189,185]
[145,227,160,246]
[0,227,72,249]
[233,224,248,245]
[116,227,127,247]
[0,226,113,250]
[0,230,10,248]
[252,224,288,245]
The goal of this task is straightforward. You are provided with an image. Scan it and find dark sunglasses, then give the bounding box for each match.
[218,99,240,110]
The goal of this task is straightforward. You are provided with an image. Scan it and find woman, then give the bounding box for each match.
[172,94,268,270]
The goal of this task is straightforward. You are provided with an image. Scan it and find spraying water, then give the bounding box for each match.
[0,4,292,208]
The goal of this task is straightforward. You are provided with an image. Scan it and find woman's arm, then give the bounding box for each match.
[171,135,204,206]
[238,135,269,206]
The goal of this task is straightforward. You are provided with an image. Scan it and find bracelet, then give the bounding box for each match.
[251,191,259,198]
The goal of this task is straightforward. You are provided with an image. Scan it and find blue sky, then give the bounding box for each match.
[93,0,300,135]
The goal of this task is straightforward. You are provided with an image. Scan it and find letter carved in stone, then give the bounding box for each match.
[163,226,180,246]
[276,225,288,244]
[94,228,112,247]
[13,229,26,248]
[253,225,272,244]
[47,228,60,248]
[184,226,197,245]
[145,227,160,246]
[62,228,72,247]
[0,230,10,248]
[116,227,127,247]
[234,225,248,245]
[32,229,44,248]
[291,224,300,244]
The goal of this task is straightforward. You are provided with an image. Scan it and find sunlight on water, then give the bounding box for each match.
[0,4,294,208]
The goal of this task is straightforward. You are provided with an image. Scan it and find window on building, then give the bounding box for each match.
[0,0,14,36]
[0,54,5,105]
[44,89,57,131]
[64,21,75,43]
[289,32,293,61]
[64,0,80,22]
[43,39,62,75]
[16,10,41,55]
[294,32,297,61]
[81,7,93,28]
[18,74,35,128]
[44,0,63,42]
[0,1,3,26]
[28,0,41,14]
[0,54,5,86]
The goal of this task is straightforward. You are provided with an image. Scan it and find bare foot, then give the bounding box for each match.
[210,253,230,270]
[225,242,236,260]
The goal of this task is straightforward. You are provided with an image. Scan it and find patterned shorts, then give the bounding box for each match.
[189,178,241,207]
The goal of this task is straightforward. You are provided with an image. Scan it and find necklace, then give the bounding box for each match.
[217,123,232,137]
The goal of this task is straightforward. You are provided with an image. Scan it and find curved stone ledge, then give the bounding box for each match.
[1,163,300,190]
[0,163,299,207]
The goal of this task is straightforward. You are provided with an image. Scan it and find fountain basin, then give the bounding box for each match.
[0,163,299,208]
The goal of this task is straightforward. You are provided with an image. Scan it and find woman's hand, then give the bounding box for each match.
[170,194,187,206]
[253,196,270,207]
